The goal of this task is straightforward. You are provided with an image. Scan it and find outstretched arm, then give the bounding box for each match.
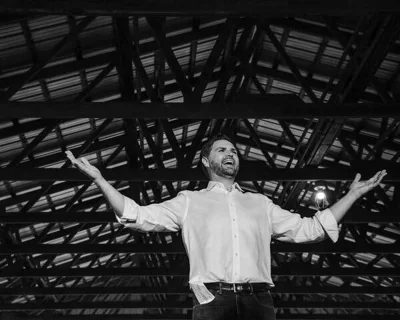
[329,170,387,223]
[66,150,125,217]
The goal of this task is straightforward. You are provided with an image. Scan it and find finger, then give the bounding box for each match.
[373,170,386,182]
[65,151,78,165]
[350,173,361,188]
[368,173,379,184]
[367,171,387,188]
[375,170,387,184]
[65,150,74,159]
[80,157,91,167]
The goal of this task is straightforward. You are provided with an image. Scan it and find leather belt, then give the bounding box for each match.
[205,282,271,293]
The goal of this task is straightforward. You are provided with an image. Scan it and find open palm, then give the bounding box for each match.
[65,150,102,182]
[349,170,387,199]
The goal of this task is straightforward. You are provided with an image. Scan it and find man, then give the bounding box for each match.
[66,133,386,320]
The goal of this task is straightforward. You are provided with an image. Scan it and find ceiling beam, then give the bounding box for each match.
[1,242,399,254]
[1,204,399,224]
[0,16,95,101]
[0,127,393,209]
[0,266,398,278]
[0,0,398,16]
[0,164,397,181]
[0,299,398,311]
[0,315,397,320]
[0,315,398,320]
[1,99,400,119]
[0,19,237,90]
[1,283,398,296]
[147,17,192,101]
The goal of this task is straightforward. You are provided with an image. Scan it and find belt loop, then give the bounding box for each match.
[249,283,253,295]
[233,283,237,293]
[218,282,222,295]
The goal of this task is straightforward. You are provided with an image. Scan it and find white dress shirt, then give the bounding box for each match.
[116,181,339,288]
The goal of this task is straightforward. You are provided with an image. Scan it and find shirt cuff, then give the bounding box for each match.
[114,196,139,224]
[315,208,339,243]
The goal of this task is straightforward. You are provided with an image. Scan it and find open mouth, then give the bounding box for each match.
[222,159,234,166]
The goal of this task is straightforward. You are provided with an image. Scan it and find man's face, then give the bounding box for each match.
[202,139,239,179]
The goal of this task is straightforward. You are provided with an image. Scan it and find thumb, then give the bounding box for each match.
[350,173,361,188]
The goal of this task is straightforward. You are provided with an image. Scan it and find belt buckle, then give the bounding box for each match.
[233,284,243,292]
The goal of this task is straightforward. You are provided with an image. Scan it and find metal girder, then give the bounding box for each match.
[0,120,393,210]
[0,316,397,320]
[6,120,61,167]
[73,62,115,102]
[0,16,95,101]
[0,1,399,16]
[280,15,400,210]
[137,119,177,198]
[147,17,192,101]
[0,299,399,311]
[253,64,381,103]
[114,17,142,204]
[159,120,186,167]
[242,118,276,168]
[0,19,240,90]
[6,119,193,178]
[182,119,210,167]
[1,283,399,295]
[19,119,114,213]
[191,18,237,101]
[0,165,397,181]
[20,19,51,101]
[262,23,319,103]
[57,145,124,212]
[114,17,135,99]
[310,16,400,163]
[1,242,399,254]
[1,100,400,118]
[0,266,398,278]
[212,18,252,103]
[270,17,399,55]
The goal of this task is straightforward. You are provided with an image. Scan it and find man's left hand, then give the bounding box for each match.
[348,170,387,200]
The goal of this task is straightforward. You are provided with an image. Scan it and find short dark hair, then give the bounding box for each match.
[200,133,237,179]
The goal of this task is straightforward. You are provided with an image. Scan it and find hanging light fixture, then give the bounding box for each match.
[313,181,330,209]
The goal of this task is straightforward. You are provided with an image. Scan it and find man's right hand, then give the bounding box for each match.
[65,150,103,182]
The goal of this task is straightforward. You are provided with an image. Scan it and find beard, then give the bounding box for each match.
[209,159,238,178]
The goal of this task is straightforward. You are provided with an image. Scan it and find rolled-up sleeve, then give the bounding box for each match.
[265,196,339,243]
[115,192,188,232]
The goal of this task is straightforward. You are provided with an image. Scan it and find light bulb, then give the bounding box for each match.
[315,191,326,200]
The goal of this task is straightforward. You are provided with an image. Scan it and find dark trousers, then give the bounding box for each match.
[192,288,276,320]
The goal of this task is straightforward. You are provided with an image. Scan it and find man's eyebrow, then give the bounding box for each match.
[215,147,237,152]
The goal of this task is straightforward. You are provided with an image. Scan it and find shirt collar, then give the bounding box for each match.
[206,181,244,193]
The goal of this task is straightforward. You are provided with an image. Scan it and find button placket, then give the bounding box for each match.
[228,194,240,281]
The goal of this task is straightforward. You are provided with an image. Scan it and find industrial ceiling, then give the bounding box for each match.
[0,1,400,319]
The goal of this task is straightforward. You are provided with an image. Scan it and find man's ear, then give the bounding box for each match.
[201,156,210,168]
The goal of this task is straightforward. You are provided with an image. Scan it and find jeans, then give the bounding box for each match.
[192,288,276,320]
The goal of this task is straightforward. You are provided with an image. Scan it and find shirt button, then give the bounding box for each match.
[235,253,238,256]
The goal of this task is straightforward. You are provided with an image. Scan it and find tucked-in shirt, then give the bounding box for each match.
[116,181,338,287]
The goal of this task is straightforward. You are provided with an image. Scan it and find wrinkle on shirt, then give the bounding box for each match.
[116,181,339,286]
